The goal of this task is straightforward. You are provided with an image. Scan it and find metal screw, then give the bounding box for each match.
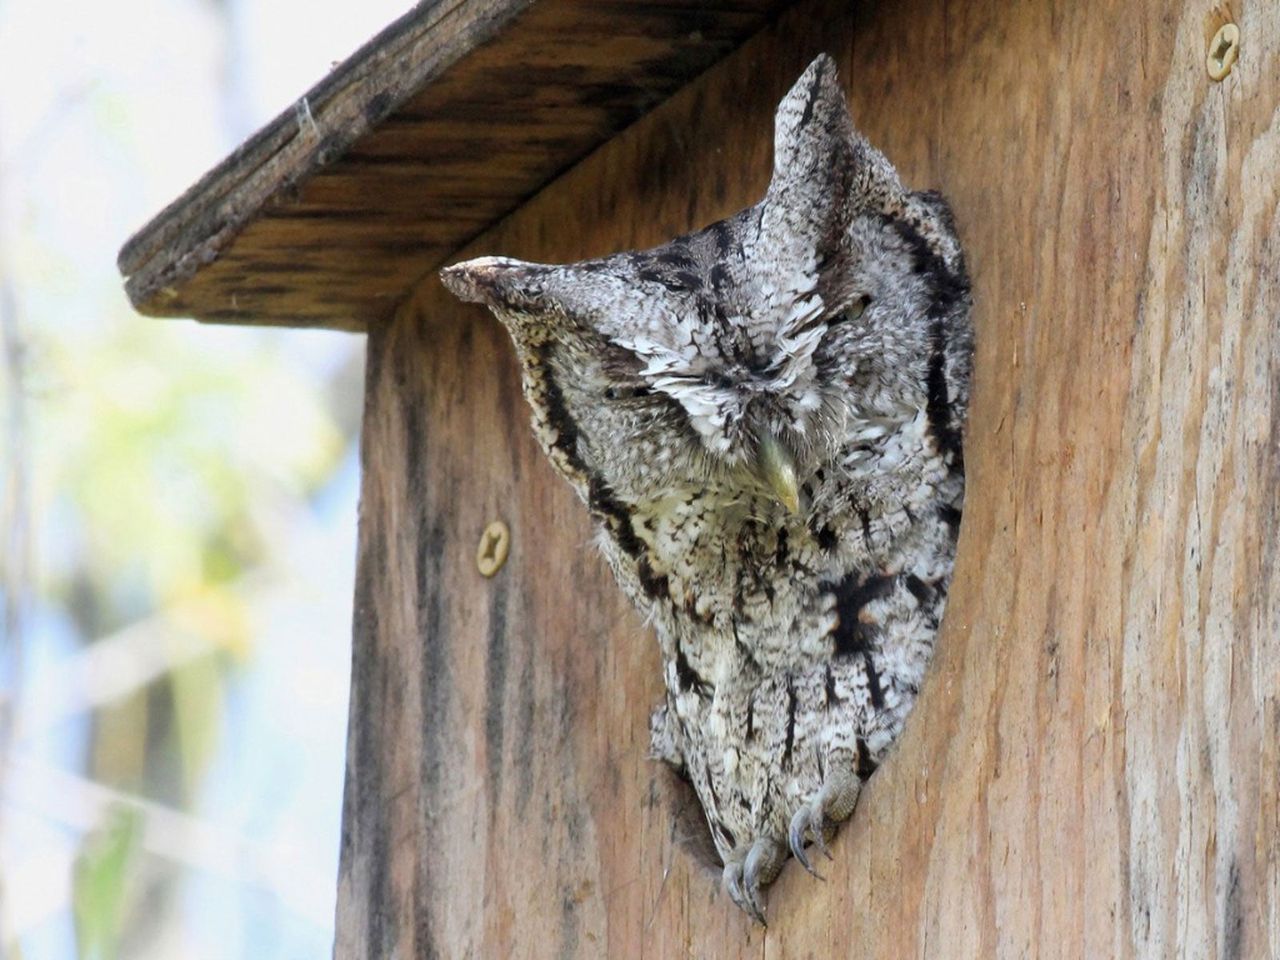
[476,520,510,577]
[1207,23,1239,82]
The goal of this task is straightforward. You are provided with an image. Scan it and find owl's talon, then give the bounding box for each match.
[723,861,748,916]
[787,807,824,879]
[813,826,834,861]
[744,886,767,927]
[785,758,864,876]
[722,839,785,924]
[743,838,783,923]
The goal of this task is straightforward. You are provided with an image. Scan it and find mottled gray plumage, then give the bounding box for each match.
[441,54,972,923]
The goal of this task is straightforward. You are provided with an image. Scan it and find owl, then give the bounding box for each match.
[441,54,972,923]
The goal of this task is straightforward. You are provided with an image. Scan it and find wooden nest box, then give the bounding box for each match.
[119,1,1280,956]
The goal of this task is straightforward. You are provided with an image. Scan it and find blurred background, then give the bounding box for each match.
[0,0,412,955]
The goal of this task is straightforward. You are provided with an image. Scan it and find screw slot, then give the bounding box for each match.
[1207,23,1239,82]
[476,520,511,577]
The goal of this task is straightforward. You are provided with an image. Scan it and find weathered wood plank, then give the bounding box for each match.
[117,0,795,331]
[340,0,1280,956]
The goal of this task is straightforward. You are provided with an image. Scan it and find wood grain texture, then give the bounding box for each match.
[339,0,1280,956]
[117,0,793,331]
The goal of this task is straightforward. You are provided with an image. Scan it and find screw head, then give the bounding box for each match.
[1207,23,1239,82]
[476,520,510,577]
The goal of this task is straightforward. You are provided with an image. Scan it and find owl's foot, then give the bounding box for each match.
[722,836,785,925]
[787,761,863,877]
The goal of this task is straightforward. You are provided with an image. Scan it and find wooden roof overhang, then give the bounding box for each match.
[117,0,797,331]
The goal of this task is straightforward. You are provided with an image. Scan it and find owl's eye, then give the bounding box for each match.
[829,294,871,325]
[604,383,652,401]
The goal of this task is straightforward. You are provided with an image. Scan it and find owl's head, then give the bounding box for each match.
[442,54,968,516]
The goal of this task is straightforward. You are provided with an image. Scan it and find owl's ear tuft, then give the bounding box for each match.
[439,256,554,312]
[770,55,857,187]
[759,54,906,274]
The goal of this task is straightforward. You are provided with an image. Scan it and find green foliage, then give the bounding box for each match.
[169,651,226,796]
[72,805,141,960]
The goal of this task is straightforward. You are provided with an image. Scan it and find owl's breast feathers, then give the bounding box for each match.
[629,462,960,863]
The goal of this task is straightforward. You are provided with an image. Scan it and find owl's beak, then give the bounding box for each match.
[757,433,801,515]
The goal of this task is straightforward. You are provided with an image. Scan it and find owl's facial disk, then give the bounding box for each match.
[438,249,858,515]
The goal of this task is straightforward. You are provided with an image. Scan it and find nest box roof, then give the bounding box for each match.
[117,0,793,331]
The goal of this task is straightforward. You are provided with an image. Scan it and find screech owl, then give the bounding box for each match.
[440,54,972,923]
